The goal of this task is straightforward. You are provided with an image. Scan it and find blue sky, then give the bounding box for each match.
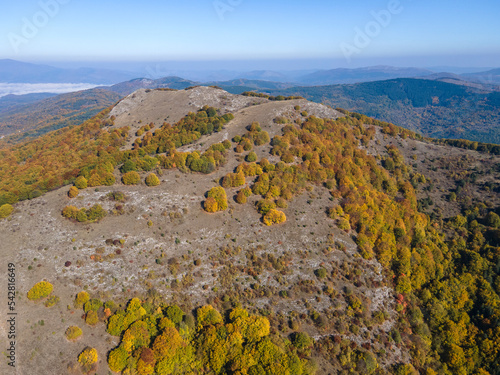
[1,0,499,68]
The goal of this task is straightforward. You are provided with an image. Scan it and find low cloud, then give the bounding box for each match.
[0,83,101,98]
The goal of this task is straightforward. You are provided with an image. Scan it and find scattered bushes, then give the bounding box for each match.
[27,281,53,301]
[62,204,106,223]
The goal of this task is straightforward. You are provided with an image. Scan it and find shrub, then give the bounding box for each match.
[108,191,126,202]
[249,122,261,132]
[222,172,245,188]
[242,187,252,197]
[78,347,98,373]
[84,298,103,313]
[0,204,14,219]
[254,131,270,146]
[44,295,60,307]
[337,217,351,231]
[274,116,288,124]
[242,139,253,151]
[246,151,257,162]
[27,281,53,301]
[236,190,247,204]
[236,163,263,177]
[122,171,141,185]
[68,186,79,198]
[263,209,286,226]
[74,176,88,189]
[206,187,228,212]
[102,172,116,186]
[145,173,160,187]
[315,268,327,278]
[86,204,106,222]
[87,174,102,187]
[62,205,79,219]
[86,310,99,326]
[256,199,276,215]
[276,198,288,209]
[76,210,88,222]
[74,291,90,308]
[65,326,83,341]
[204,197,218,213]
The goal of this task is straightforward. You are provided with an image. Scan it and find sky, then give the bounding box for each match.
[1,0,499,69]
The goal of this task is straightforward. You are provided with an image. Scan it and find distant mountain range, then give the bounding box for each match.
[295,66,433,85]
[0,59,137,84]
[1,59,500,145]
[2,59,500,87]
[462,68,500,85]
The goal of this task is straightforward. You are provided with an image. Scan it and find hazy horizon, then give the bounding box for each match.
[1,0,499,68]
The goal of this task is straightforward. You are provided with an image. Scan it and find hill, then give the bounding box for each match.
[106,76,197,96]
[462,68,500,85]
[263,78,500,143]
[1,87,500,374]
[0,88,121,141]
[297,66,433,85]
[0,92,57,112]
